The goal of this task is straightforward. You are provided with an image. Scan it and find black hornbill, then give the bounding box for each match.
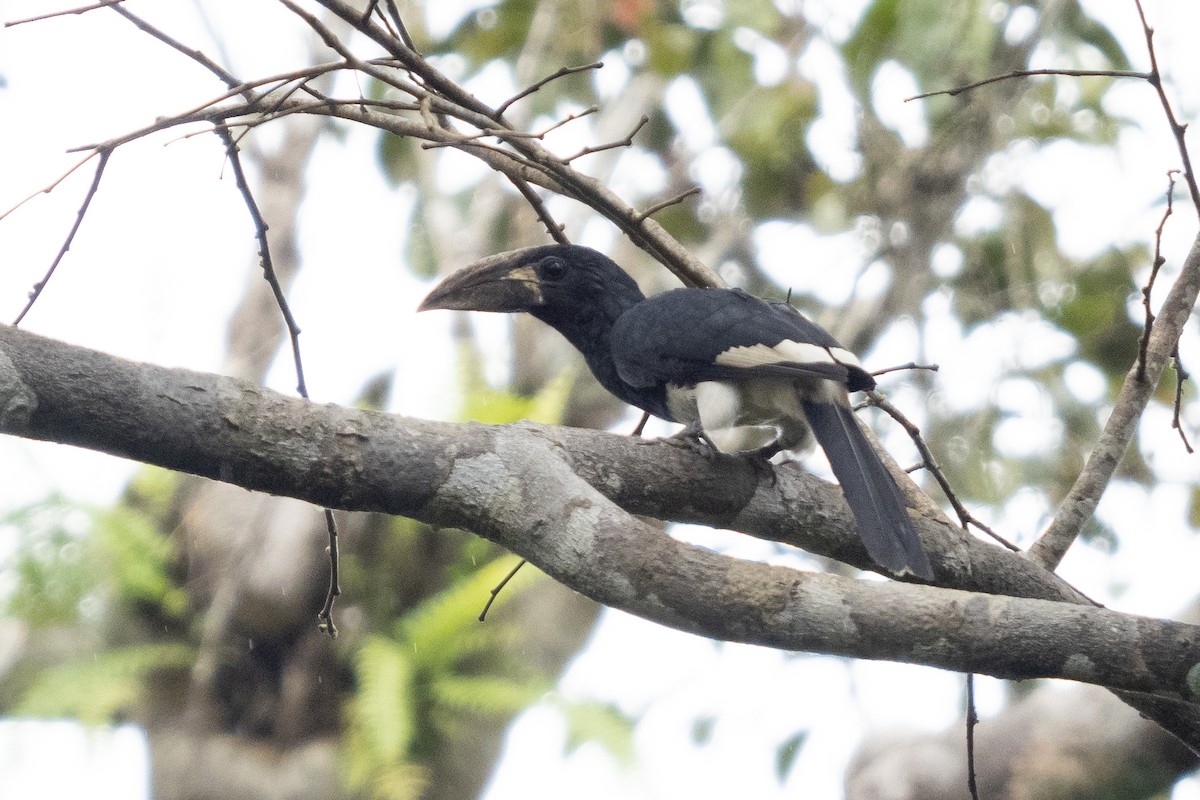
[420,244,933,580]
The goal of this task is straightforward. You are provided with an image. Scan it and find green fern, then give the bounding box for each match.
[346,556,546,794]
[94,504,187,617]
[345,635,420,792]
[16,643,194,725]
[429,674,549,716]
[397,556,541,674]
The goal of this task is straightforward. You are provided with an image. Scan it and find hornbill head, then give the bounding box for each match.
[418,244,645,325]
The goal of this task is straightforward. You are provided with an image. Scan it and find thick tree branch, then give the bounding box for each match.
[3,324,1200,708]
[1032,232,1200,568]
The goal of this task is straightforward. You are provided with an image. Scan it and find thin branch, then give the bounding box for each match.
[1171,346,1194,454]
[1135,0,1200,225]
[509,178,568,244]
[419,107,597,150]
[1033,233,1200,569]
[218,124,345,637]
[317,509,341,637]
[0,152,97,223]
[906,68,1150,102]
[12,148,111,326]
[479,558,527,622]
[563,114,648,163]
[496,61,604,117]
[1138,170,1178,381]
[108,4,243,95]
[4,0,124,27]
[215,126,309,397]
[866,391,1018,550]
[871,361,940,379]
[636,186,701,222]
[1030,2,1200,570]
[965,673,981,800]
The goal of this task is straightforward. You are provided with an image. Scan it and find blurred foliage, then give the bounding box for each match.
[2,477,185,632]
[343,558,548,799]
[15,643,194,725]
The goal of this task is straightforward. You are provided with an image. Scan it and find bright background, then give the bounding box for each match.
[2,1,1200,798]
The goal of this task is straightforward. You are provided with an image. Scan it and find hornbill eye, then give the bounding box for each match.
[540,257,567,280]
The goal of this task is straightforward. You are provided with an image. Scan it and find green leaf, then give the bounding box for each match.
[775,730,809,782]
[561,699,637,766]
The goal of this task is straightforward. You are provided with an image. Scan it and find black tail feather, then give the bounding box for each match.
[802,401,933,579]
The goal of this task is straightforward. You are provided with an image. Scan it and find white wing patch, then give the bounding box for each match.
[694,381,780,452]
[714,340,862,369]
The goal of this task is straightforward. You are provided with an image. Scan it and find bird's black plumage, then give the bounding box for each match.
[420,244,933,579]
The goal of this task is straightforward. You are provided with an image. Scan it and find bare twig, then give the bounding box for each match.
[1135,0,1200,225]
[907,68,1150,102]
[4,0,124,27]
[478,558,527,622]
[636,186,701,222]
[965,673,981,800]
[866,391,1018,550]
[13,148,111,326]
[1171,346,1194,454]
[217,123,346,636]
[317,509,341,637]
[564,114,648,163]
[871,361,940,379]
[510,178,568,244]
[420,107,597,151]
[108,4,243,95]
[0,152,97,223]
[1138,170,1178,381]
[497,61,604,117]
[216,126,308,397]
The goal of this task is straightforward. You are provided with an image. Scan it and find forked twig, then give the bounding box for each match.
[564,115,648,163]
[217,125,343,637]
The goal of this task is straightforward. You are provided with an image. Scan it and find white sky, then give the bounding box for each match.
[2,1,1200,799]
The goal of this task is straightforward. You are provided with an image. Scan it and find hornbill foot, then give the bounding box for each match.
[667,423,720,459]
[742,446,779,486]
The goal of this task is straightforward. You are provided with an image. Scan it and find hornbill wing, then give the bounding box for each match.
[611,288,865,390]
[803,401,933,579]
[612,286,934,580]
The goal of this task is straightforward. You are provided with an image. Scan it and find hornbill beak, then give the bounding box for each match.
[418,250,544,313]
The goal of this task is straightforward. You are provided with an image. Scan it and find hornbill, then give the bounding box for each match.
[420,244,933,580]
